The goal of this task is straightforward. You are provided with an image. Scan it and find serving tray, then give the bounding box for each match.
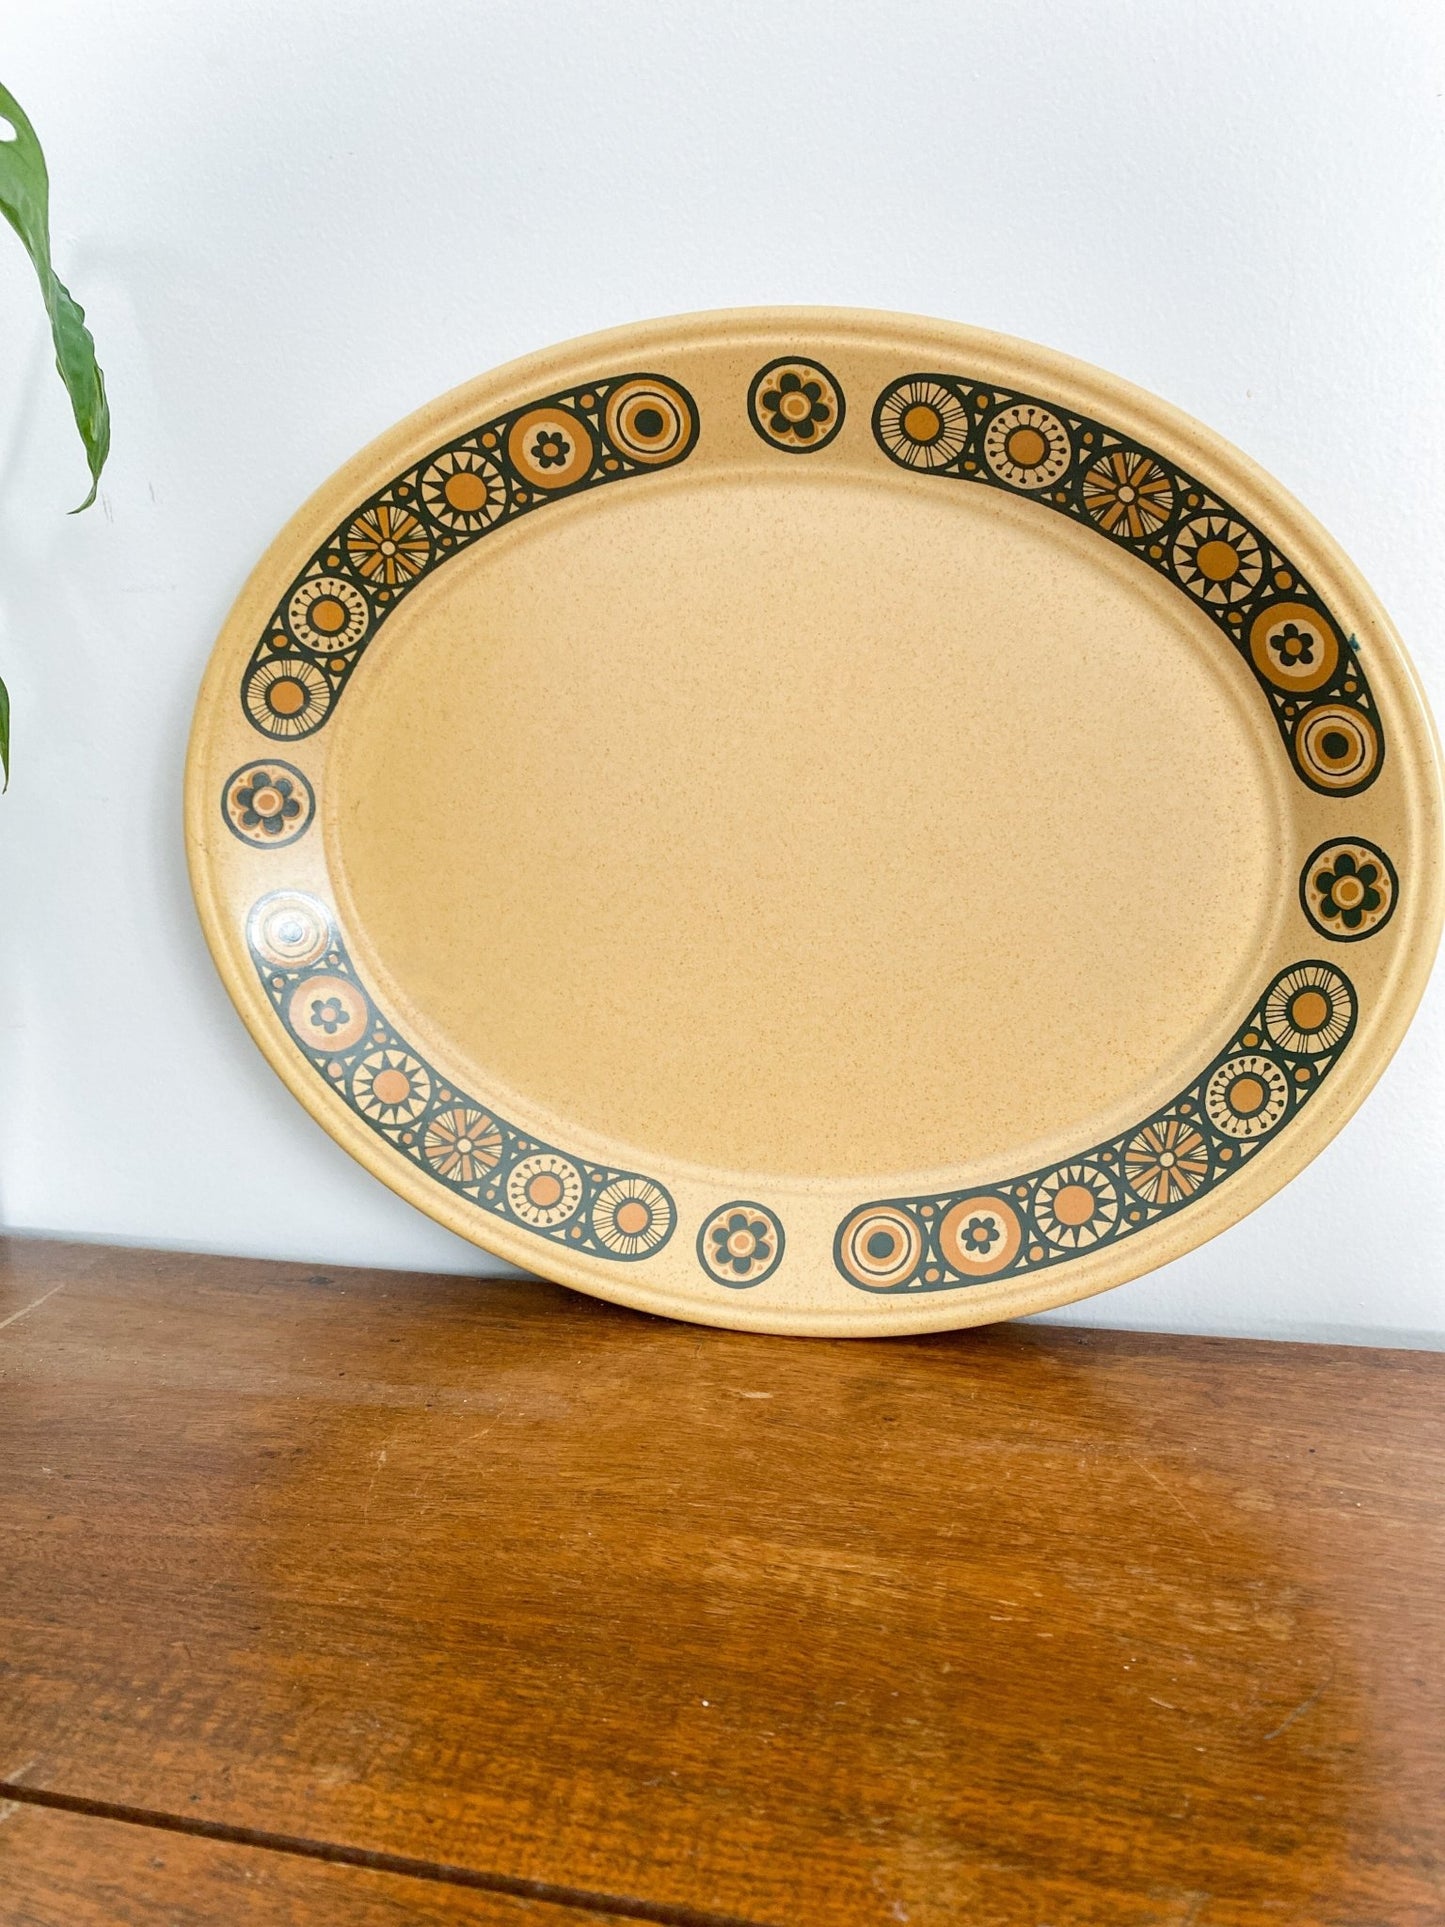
[186,309,1443,1334]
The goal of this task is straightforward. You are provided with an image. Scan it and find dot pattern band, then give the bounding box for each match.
[871,371,1384,796]
[239,373,699,741]
[246,892,676,1263]
[834,960,1357,1295]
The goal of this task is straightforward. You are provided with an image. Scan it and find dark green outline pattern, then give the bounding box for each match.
[240,372,700,740]
[834,960,1356,1295]
[247,896,676,1264]
[1298,837,1400,943]
[871,372,1383,796]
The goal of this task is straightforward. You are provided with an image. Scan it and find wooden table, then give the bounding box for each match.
[1,1237,1441,1925]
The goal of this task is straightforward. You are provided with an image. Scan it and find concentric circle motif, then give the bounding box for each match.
[1033,1164,1120,1250]
[747,358,845,453]
[248,891,332,970]
[287,576,370,654]
[1248,601,1340,694]
[243,654,333,738]
[699,1201,785,1287]
[1204,1054,1291,1140]
[221,759,314,847]
[506,406,595,490]
[1300,838,1398,943]
[345,503,430,589]
[284,973,369,1055]
[982,403,1072,490]
[1123,1117,1211,1207]
[423,1105,503,1184]
[350,1048,432,1125]
[419,448,507,533]
[836,1204,922,1289]
[938,1194,1023,1278]
[1171,514,1264,606]
[592,1176,674,1258]
[1263,963,1354,1057]
[873,376,971,470]
[604,377,695,467]
[1081,448,1174,539]
[506,1152,584,1229]
[1294,704,1380,792]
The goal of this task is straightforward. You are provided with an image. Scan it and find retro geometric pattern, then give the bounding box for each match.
[871,371,1385,795]
[834,960,1357,1294]
[245,892,676,1264]
[240,372,699,741]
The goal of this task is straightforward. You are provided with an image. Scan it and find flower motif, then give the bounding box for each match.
[711,1209,772,1277]
[1312,851,1381,931]
[699,1200,786,1286]
[530,428,572,469]
[761,371,832,443]
[1270,622,1316,669]
[223,760,315,847]
[961,1215,1000,1255]
[310,995,349,1036]
[234,768,302,835]
[1300,838,1397,942]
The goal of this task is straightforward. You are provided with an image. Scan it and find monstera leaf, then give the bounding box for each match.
[0,78,111,786]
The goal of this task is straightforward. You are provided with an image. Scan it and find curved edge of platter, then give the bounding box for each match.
[184,307,1445,1336]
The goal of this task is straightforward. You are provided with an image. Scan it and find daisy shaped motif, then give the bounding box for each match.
[698,1201,785,1287]
[222,760,315,847]
[748,358,845,453]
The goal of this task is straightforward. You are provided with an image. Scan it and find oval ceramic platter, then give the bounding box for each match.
[187,309,1444,1336]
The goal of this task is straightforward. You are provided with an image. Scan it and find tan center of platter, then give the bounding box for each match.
[329,473,1278,1183]
[187,309,1444,1335]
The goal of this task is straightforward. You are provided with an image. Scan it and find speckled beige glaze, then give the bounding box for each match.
[185,309,1443,1334]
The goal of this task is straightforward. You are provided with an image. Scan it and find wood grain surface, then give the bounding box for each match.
[2,1236,1442,1926]
[0,1802,617,1927]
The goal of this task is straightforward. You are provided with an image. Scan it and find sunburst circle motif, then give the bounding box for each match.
[1033,1163,1120,1250]
[982,402,1072,490]
[243,654,333,738]
[590,1176,673,1257]
[873,377,971,470]
[350,1048,432,1125]
[419,448,507,534]
[423,1105,503,1183]
[345,503,431,588]
[287,575,370,653]
[1263,964,1354,1058]
[1081,448,1175,539]
[1171,514,1264,606]
[1123,1117,1211,1206]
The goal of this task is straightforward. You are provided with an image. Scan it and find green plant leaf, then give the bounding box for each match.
[0,672,9,790]
[0,79,110,510]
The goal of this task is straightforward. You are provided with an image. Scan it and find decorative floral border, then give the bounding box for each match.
[239,372,699,742]
[833,960,1357,1295]
[246,893,676,1264]
[871,372,1384,796]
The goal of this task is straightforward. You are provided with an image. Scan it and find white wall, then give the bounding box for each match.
[1,0,1442,1344]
